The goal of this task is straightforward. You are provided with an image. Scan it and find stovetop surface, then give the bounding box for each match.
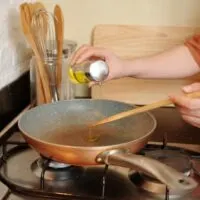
[1,133,200,200]
[0,148,199,200]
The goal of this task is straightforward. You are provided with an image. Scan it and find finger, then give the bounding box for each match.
[70,44,91,65]
[181,114,200,128]
[76,47,108,64]
[177,106,200,118]
[169,95,200,110]
[182,82,200,93]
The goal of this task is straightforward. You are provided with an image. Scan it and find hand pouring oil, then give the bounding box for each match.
[68,60,109,84]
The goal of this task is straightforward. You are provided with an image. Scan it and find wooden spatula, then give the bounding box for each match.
[20,3,52,103]
[26,2,47,104]
[91,91,200,127]
[54,4,64,96]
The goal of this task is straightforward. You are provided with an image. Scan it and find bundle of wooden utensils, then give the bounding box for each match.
[20,2,64,104]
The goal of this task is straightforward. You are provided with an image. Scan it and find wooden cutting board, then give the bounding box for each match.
[91,24,200,106]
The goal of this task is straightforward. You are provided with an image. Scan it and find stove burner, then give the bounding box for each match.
[129,150,192,198]
[31,157,84,181]
[38,157,71,168]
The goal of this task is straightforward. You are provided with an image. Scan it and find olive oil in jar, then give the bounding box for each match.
[68,60,109,84]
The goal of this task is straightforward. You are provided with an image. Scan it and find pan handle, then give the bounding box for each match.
[96,149,198,194]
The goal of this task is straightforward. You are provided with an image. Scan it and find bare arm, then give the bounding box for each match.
[70,35,200,129]
[124,45,200,79]
[70,35,200,80]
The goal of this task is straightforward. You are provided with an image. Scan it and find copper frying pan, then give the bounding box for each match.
[18,99,197,193]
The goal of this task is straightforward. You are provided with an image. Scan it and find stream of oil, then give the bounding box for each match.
[88,82,103,142]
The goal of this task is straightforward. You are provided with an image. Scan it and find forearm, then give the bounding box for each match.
[124,45,200,79]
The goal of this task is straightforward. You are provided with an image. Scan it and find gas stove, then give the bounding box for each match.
[1,54,200,199]
[1,122,200,200]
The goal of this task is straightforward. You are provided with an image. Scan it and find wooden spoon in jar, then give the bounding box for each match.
[20,3,52,103]
[54,4,64,96]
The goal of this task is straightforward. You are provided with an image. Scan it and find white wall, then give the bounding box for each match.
[41,0,200,46]
[0,0,33,90]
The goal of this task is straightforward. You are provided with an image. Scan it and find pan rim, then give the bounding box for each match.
[18,99,157,150]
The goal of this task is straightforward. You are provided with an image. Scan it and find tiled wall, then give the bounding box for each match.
[0,0,34,90]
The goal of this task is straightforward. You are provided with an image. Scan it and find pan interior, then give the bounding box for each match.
[18,100,156,147]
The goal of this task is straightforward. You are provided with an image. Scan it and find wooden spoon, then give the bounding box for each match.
[20,4,52,103]
[54,4,64,96]
[91,91,200,127]
[21,3,45,104]
[27,2,47,104]
[32,2,46,11]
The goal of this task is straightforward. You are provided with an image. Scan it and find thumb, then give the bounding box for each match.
[182,82,200,93]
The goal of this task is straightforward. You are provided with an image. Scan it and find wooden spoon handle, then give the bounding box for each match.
[35,66,45,105]
[91,91,200,127]
[54,4,64,95]
[20,4,52,103]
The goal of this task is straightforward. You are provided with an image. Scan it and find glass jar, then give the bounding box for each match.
[30,40,77,105]
[60,41,77,101]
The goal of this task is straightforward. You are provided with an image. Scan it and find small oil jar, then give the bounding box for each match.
[68,60,109,84]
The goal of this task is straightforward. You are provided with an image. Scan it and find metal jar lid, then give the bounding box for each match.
[89,60,109,82]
